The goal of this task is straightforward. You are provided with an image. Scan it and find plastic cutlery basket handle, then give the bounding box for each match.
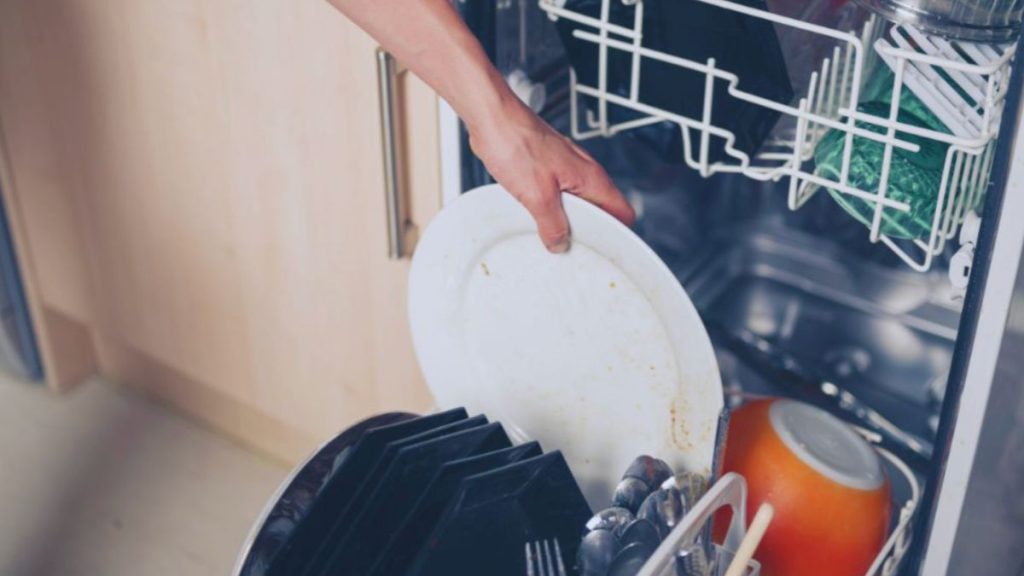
[636,472,759,576]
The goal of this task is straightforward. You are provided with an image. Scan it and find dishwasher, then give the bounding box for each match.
[431,0,1024,574]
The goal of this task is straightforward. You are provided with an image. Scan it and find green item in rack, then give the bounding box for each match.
[859,64,952,129]
[813,94,952,241]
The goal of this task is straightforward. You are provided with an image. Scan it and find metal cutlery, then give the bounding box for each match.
[526,539,568,576]
[675,543,710,576]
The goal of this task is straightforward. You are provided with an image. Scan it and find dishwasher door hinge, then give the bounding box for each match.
[949,212,983,299]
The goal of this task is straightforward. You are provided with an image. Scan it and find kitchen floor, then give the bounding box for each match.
[0,374,289,576]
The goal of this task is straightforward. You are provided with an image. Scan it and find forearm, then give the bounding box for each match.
[329,0,634,251]
[327,0,522,135]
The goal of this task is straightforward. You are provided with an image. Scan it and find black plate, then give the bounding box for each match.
[299,415,490,576]
[238,411,417,576]
[322,422,513,575]
[405,451,593,576]
[368,442,544,576]
[264,408,467,575]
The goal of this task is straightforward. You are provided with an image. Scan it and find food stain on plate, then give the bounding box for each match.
[670,397,694,451]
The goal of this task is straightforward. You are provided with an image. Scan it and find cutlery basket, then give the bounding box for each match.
[637,472,761,576]
[637,441,919,576]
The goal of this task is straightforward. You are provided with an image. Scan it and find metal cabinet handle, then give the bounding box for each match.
[376,48,408,259]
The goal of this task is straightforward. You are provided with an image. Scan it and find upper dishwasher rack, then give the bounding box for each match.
[540,0,1017,272]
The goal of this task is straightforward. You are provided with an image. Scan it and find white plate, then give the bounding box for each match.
[408,184,723,508]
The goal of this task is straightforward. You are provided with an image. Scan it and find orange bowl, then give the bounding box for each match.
[720,398,892,576]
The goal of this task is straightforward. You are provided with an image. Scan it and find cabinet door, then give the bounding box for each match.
[0,0,439,459]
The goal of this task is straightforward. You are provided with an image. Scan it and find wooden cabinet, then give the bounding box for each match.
[0,0,439,461]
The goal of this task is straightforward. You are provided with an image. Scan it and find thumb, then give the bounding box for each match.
[522,190,571,253]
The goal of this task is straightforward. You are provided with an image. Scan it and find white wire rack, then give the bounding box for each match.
[540,0,1017,271]
[867,445,920,576]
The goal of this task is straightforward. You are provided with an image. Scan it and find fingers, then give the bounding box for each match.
[562,143,635,226]
[572,166,636,227]
[520,186,571,254]
[474,112,630,251]
[514,154,631,255]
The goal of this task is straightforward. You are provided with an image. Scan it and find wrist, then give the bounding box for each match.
[466,90,537,155]
[464,82,525,134]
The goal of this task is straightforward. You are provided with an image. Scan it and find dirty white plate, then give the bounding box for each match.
[408,184,723,507]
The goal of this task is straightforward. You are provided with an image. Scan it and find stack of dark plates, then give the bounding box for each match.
[243,408,593,576]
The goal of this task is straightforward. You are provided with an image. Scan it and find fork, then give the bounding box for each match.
[525,539,568,576]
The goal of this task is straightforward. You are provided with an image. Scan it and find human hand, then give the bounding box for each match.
[468,99,635,253]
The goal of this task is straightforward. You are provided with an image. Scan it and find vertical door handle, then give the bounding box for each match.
[376,48,407,259]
